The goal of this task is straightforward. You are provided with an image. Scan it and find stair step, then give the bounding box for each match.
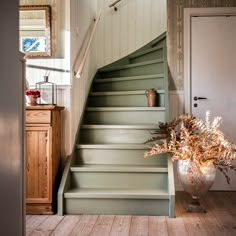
[64,188,170,215]
[70,164,168,173]
[88,90,165,107]
[90,90,165,96]
[86,107,165,111]
[129,46,164,63]
[151,32,166,47]
[79,124,159,144]
[98,59,164,78]
[75,144,167,166]
[70,166,168,189]
[81,124,158,129]
[83,107,166,125]
[77,143,149,149]
[129,45,164,59]
[99,59,163,72]
[93,74,165,92]
[65,188,169,199]
[95,74,164,83]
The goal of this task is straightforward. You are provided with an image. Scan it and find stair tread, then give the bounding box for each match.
[129,45,163,59]
[76,144,152,149]
[151,32,166,46]
[90,90,165,96]
[99,59,164,72]
[64,188,169,199]
[94,74,164,83]
[80,124,158,129]
[86,107,165,111]
[70,164,168,172]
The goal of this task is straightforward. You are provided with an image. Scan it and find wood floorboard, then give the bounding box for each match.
[26,215,49,236]
[129,216,148,236]
[110,216,131,236]
[26,215,32,221]
[69,215,98,236]
[177,192,209,236]
[89,215,115,236]
[26,192,236,236]
[148,216,168,236]
[29,215,64,236]
[50,215,82,236]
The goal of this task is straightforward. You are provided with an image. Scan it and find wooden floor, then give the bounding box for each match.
[26,191,236,236]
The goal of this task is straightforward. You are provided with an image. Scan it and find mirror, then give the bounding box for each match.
[19,5,51,57]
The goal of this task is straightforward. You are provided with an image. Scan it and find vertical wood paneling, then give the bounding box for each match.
[119,0,128,57]
[56,86,71,162]
[97,0,105,67]
[97,0,167,67]
[112,4,121,61]
[143,0,152,44]
[104,0,113,65]
[70,0,98,147]
[135,0,144,49]
[151,0,167,39]
[127,0,136,53]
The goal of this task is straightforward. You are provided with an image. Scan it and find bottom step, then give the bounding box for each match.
[64,188,170,216]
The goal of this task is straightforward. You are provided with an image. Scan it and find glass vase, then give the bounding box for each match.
[36,75,57,105]
[177,159,216,213]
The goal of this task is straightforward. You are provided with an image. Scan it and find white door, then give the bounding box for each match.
[190,16,236,190]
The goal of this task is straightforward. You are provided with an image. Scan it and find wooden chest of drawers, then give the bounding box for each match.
[25,105,64,214]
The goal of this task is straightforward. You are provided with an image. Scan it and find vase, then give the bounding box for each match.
[145,88,157,107]
[27,95,37,106]
[177,159,216,213]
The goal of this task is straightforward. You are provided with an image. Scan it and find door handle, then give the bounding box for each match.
[194,96,207,101]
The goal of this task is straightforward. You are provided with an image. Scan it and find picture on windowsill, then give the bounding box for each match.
[20,37,46,53]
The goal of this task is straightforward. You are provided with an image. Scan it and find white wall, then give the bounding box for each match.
[70,0,167,153]
[20,0,70,86]
[20,0,71,160]
[20,0,168,160]
[96,0,167,68]
[70,0,98,150]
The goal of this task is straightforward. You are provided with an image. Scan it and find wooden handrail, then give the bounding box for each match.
[109,0,121,8]
[75,9,102,79]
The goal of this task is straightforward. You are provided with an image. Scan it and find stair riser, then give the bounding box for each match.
[100,62,164,78]
[64,198,169,215]
[152,38,166,48]
[83,110,165,125]
[79,128,159,144]
[71,172,168,189]
[130,49,163,64]
[93,78,164,92]
[88,93,165,107]
[76,149,167,166]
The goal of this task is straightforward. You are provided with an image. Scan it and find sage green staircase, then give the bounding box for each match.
[58,32,175,217]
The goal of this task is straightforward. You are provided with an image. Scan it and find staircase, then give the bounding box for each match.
[58,32,175,217]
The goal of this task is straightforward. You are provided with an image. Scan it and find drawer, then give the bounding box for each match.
[26,110,51,124]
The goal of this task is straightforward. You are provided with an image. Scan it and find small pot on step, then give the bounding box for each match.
[145,88,157,107]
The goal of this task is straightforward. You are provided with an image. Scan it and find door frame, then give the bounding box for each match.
[183,7,236,113]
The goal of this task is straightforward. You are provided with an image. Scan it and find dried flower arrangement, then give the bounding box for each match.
[144,111,236,184]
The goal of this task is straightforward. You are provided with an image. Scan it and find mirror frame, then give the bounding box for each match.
[19,5,51,57]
